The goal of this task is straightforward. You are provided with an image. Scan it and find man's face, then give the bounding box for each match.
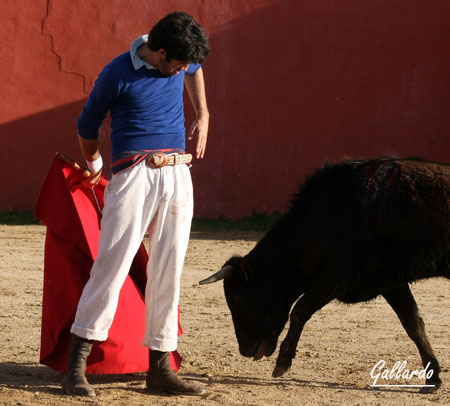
[158,56,190,77]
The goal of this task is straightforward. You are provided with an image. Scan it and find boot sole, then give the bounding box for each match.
[146,387,206,397]
[62,385,96,397]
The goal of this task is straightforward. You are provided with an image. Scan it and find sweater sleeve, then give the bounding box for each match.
[77,64,122,139]
[186,63,201,76]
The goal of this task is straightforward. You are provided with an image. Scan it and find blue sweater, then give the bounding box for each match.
[77,51,200,158]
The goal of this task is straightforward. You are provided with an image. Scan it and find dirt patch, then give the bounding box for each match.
[0,225,449,405]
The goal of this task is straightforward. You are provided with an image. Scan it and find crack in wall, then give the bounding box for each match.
[41,0,89,94]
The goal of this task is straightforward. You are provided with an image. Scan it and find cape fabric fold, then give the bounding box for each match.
[35,154,183,374]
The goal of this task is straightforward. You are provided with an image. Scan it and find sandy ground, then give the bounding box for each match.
[0,224,449,406]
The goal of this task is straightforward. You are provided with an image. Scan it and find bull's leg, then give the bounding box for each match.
[382,284,441,393]
[272,284,335,378]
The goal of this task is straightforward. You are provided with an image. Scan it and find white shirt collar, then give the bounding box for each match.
[130,35,156,70]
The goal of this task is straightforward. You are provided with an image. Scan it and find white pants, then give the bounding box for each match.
[71,161,193,352]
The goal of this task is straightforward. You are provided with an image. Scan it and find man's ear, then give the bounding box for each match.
[157,48,167,59]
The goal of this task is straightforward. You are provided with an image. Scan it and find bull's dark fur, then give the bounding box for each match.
[214,157,450,393]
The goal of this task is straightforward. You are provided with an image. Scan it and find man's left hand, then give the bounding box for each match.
[189,116,209,159]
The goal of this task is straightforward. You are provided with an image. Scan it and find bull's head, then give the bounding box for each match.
[199,256,291,361]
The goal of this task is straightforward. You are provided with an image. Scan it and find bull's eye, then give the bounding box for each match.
[230,294,242,306]
[226,291,240,307]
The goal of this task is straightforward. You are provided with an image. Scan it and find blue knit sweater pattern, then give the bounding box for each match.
[77,51,200,157]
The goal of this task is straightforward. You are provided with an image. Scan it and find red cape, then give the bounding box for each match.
[35,153,182,374]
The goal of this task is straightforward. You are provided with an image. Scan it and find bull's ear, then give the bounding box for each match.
[240,263,255,284]
[199,265,234,285]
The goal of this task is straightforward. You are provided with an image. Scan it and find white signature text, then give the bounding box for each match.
[370,360,434,387]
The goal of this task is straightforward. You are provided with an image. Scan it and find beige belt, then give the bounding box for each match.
[146,153,192,169]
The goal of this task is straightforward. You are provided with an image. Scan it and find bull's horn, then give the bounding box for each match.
[199,265,234,285]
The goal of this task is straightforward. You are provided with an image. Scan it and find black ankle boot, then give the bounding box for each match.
[62,335,96,397]
[146,350,205,396]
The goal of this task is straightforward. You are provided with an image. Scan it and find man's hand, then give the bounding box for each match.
[185,68,209,159]
[80,169,102,188]
[189,115,209,159]
[78,135,103,187]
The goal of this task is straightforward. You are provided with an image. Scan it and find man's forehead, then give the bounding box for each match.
[171,59,189,65]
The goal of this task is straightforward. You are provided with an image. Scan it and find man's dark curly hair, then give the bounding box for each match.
[147,11,209,64]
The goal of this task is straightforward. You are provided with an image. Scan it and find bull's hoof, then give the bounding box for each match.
[419,381,441,394]
[272,365,289,378]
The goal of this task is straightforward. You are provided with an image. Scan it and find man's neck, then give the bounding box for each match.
[137,45,158,69]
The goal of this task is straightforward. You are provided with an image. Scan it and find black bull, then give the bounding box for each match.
[200,158,450,393]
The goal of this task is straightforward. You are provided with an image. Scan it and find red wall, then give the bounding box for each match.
[2,0,450,218]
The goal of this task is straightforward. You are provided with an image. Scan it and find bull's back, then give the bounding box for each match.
[291,158,450,303]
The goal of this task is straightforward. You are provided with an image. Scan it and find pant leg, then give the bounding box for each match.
[71,163,160,341]
[143,164,193,352]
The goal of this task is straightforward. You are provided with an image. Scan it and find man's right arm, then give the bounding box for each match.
[78,136,103,186]
[79,136,100,162]
[77,64,120,141]
[77,64,121,185]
